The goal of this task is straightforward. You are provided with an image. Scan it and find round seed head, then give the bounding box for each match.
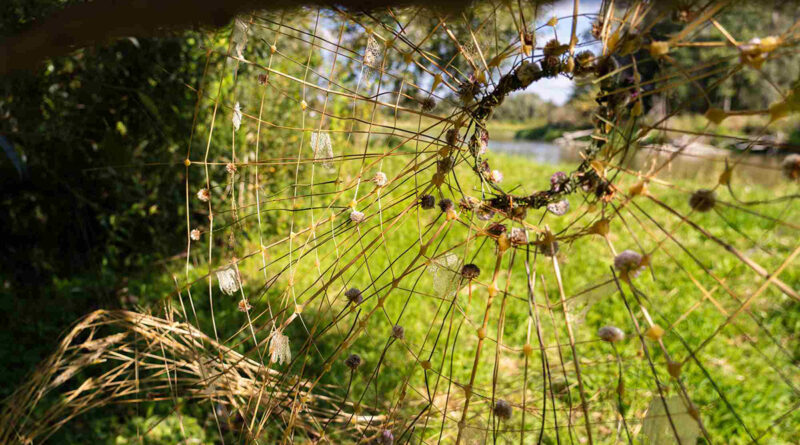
[509,227,528,245]
[420,194,436,209]
[614,249,643,278]
[350,210,366,224]
[576,50,594,68]
[489,169,504,183]
[595,56,619,78]
[345,287,363,305]
[550,171,569,192]
[190,229,201,241]
[543,39,563,57]
[597,325,625,343]
[438,198,454,212]
[345,353,362,370]
[446,128,460,146]
[541,55,561,76]
[391,325,405,340]
[461,263,481,279]
[379,430,394,445]
[493,399,512,420]
[226,163,237,174]
[689,189,716,212]
[515,60,541,87]
[546,199,570,216]
[781,154,800,181]
[373,172,388,187]
[196,188,210,202]
[420,96,436,112]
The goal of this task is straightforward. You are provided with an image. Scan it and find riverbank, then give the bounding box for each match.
[489,137,789,186]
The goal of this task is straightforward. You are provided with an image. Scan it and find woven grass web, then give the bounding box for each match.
[3,0,800,443]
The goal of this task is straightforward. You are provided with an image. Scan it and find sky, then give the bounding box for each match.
[525,0,602,105]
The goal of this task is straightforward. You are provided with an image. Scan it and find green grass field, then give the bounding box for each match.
[37,140,800,443]
[122,145,797,443]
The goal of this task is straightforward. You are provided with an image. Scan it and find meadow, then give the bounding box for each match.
[107,142,799,443]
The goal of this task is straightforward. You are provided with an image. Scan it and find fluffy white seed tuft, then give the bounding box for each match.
[216,267,240,296]
[269,331,291,364]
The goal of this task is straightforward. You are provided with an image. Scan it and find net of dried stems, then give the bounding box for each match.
[3,0,800,443]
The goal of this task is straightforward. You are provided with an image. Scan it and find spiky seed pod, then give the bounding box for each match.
[350,210,366,224]
[190,228,201,241]
[597,325,625,343]
[345,287,363,305]
[689,189,716,212]
[379,430,394,445]
[541,55,561,77]
[461,263,481,279]
[486,222,507,236]
[614,250,644,279]
[493,399,512,420]
[420,96,436,112]
[575,50,594,71]
[391,325,405,340]
[595,56,619,80]
[781,154,800,180]
[543,39,564,57]
[438,198,454,213]
[515,61,541,88]
[196,188,210,202]
[372,172,388,187]
[509,227,528,245]
[420,194,436,209]
[226,163,237,174]
[345,353,362,371]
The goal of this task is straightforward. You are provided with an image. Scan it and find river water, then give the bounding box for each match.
[489,139,786,186]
